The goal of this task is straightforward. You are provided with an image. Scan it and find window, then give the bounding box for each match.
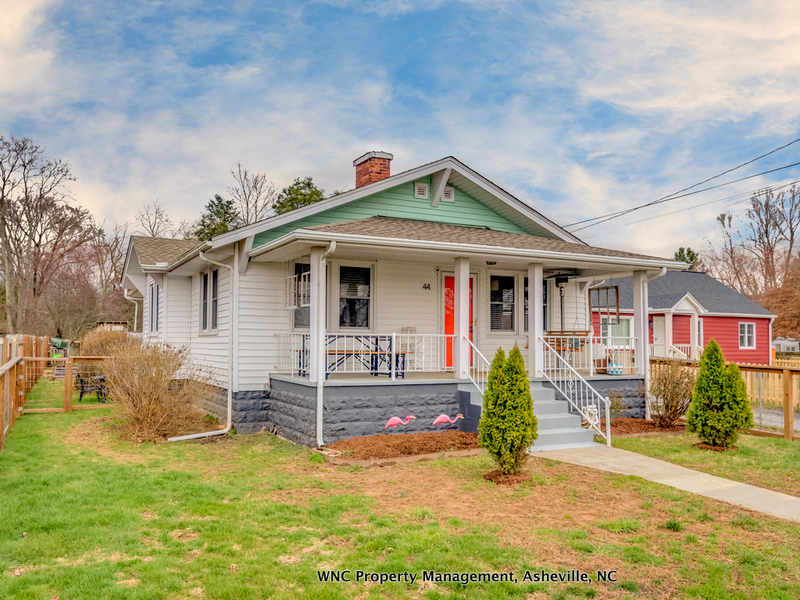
[149,283,159,334]
[739,322,755,349]
[339,266,370,328]
[490,275,515,332]
[697,318,704,347]
[293,262,310,328]
[600,316,631,341]
[201,268,219,332]
[523,277,547,332]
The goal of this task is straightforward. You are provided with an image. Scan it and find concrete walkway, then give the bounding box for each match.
[535,445,800,523]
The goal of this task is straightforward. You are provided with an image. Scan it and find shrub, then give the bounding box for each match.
[81,328,137,356]
[608,390,627,425]
[650,361,697,427]
[103,342,216,442]
[686,340,753,448]
[478,346,537,475]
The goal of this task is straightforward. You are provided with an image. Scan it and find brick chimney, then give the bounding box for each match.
[353,151,393,188]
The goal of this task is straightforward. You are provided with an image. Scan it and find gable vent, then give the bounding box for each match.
[442,186,455,202]
[414,182,429,199]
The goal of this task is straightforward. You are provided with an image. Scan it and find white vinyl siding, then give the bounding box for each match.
[548,279,588,332]
[165,275,191,346]
[189,264,231,386]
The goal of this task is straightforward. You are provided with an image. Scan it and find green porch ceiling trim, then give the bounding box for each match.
[252,176,531,248]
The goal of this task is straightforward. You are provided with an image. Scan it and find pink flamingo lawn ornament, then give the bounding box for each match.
[384,415,416,429]
[433,413,464,426]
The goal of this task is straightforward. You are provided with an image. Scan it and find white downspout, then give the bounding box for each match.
[647,267,667,282]
[124,289,139,333]
[316,241,336,448]
[169,250,235,442]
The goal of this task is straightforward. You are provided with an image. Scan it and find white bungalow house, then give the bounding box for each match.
[121,152,684,450]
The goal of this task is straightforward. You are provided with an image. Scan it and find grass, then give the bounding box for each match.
[613,431,800,498]
[1,412,800,599]
[23,376,105,409]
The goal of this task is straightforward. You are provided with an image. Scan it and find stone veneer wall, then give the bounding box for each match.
[541,377,646,419]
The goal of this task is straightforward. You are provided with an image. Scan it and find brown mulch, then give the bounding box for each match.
[327,430,480,460]
[693,442,737,452]
[482,470,532,486]
[603,418,685,435]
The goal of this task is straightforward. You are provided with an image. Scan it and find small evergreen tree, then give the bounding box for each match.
[273,176,325,214]
[478,346,537,475]
[194,194,240,240]
[687,340,754,447]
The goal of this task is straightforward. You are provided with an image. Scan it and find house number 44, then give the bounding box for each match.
[422,283,431,290]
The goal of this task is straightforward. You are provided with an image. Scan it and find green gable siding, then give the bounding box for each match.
[252,176,531,248]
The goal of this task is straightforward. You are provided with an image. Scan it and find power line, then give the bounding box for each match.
[569,160,800,232]
[565,136,800,229]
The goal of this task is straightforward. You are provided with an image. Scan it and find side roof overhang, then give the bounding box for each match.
[208,156,586,250]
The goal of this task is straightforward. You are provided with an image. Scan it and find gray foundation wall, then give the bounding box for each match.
[541,377,646,418]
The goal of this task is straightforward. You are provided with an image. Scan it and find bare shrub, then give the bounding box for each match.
[103,342,216,442]
[81,328,136,356]
[608,390,627,425]
[650,361,698,428]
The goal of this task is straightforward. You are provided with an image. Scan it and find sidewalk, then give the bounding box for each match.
[534,445,800,523]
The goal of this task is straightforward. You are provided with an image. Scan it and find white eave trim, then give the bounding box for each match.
[249,229,683,270]
[209,156,585,248]
[701,311,777,319]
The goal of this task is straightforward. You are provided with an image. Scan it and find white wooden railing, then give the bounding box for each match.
[650,343,689,360]
[544,335,637,376]
[465,336,490,396]
[275,333,454,378]
[541,337,611,445]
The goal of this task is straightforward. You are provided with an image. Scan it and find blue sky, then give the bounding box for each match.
[3,0,800,256]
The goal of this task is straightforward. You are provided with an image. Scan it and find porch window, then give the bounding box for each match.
[523,278,547,332]
[201,268,219,332]
[339,266,370,329]
[600,316,631,341]
[490,275,515,332]
[739,322,755,349]
[149,282,160,334]
[293,262,311,328]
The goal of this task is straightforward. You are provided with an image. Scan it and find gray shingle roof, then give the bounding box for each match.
[304,216,673,262]
[130,236,203,266]
[604,271,773,316]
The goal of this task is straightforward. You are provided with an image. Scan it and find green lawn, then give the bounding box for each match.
[23,376,105,410]
[613,432,800,499]
[2,412,800,599]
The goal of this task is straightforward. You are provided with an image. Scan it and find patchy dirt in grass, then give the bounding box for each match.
[170,528,199,542]
[65,417,150,464]
[327,430,480,459]
[693,442,738,452]
[604,418,685,436]
[482,470,533,485]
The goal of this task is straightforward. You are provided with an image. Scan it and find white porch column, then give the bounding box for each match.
[454,257,470,380]
[665,313,673,355]
[309,247,326,384]
[528,263,544,378]
[632,271,649,377]
[690,313,699,360]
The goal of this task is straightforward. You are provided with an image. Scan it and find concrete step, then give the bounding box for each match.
[529,383,556,402]
[531,426,596,449]
[533,399,571,416]
[530,441,602,452]
[535,412,582,430]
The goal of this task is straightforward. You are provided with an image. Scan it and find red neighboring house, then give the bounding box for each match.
[592,271,775,365]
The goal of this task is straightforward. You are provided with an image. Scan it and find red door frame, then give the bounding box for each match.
[444,275,474,368]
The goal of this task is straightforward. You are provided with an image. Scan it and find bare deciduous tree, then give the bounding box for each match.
[227,162,277,226]
[134,200,175,237]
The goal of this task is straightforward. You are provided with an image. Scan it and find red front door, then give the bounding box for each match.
[445,275,474,368]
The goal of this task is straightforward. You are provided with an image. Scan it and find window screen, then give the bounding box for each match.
[339,266,370,328]
[211,269,219,330]
[294,263,310,328]
[490,276,515,331]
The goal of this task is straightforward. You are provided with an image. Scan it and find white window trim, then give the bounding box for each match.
[739,321,756,349]
[199,268,220,335]
[333,260,375,332]
[291,260,312,332]
[600,315,633,344]
[148,282,160,335]
[488,270,520,336]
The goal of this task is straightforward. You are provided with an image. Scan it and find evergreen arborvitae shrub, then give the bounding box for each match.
[478,346,537,475]
[686,340,754,448]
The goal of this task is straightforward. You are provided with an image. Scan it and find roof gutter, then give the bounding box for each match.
[249,229,685,271]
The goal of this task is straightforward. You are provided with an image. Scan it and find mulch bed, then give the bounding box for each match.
[603,418,685,436]
[483,470,532,486]
[693,442,737,452]
[327,430,480,460]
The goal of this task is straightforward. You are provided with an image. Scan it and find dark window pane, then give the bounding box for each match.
[339,299,370,328]
[490,276,514,331]
[211,269,219,329]
[202,273,209,330]
[340,266,370,298]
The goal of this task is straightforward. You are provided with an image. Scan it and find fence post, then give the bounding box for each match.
[64,359,74,413]
[10,361,17,427]
[783,369,794,441]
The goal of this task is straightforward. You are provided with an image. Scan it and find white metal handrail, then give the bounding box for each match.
[464,335,490,396]
[540,336,611,445]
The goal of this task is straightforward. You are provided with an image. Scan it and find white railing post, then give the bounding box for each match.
[391,333,396,381]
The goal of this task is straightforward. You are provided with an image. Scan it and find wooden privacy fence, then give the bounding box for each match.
[0,334,111,451]
[650,357,798,441]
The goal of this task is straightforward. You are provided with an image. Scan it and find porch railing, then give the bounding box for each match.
[541,337,611,445]
[650,343,689,360]
[274,333,454,378]
[544,334,637,376]
[465,336,490,396]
